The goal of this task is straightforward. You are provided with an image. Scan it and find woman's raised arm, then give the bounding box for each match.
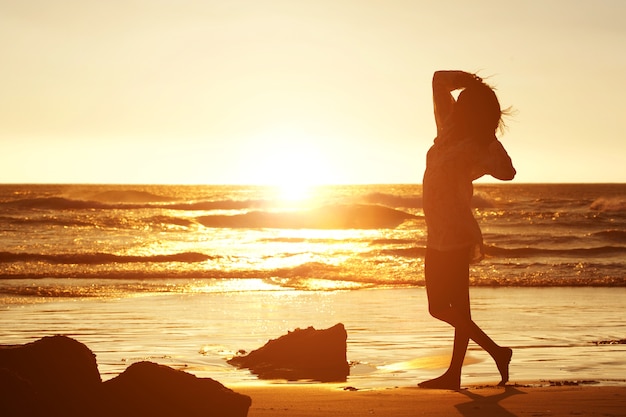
[432,70,480,134]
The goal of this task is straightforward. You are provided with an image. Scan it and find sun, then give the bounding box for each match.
[240,129,339,199]
[274,181,313,202]
[265,147,325,201]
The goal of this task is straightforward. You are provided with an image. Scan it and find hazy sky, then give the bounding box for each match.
[1,0,625,185]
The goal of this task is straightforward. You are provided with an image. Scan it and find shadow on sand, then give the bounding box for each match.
[455,386,526,417]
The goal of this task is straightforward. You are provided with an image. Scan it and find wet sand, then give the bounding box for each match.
[239,383,626,417]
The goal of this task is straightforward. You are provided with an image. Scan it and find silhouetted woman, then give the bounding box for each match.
[420,70,515,390]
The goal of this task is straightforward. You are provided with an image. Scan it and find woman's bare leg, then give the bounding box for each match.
[420,308,512,388]
[464,319,512,386]
[421,247,512,389]
[418,328,469,389]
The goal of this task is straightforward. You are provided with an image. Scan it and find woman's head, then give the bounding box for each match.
[453,78,505,141]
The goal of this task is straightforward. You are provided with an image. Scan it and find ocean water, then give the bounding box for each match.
[1,183,625,387]
[1,183,625,288]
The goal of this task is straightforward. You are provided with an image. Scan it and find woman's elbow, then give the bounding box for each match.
[494,167,516,181]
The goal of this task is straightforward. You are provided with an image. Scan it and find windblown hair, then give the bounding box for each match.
[453,76,509,138]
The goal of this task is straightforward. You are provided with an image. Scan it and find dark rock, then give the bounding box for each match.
[0,336,251,417]
[0,335,101,416]
[100,361,251,417]
[227,323,350,382]
[0,368,44,417]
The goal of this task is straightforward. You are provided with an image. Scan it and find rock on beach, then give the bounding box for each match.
[0,335,251,417]
[228,323,350,382]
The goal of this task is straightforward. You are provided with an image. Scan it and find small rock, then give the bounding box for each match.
[228,323,350,382]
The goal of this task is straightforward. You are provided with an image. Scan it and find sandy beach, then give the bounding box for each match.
[239,383,626,417]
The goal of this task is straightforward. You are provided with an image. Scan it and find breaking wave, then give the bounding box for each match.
[0,196,271,212]
[485,245,626,258]
[197,204,417,229]
[0,251,214,265]
[590,197,626,212]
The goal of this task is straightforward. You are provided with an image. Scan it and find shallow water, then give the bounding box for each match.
[1,285,624,388]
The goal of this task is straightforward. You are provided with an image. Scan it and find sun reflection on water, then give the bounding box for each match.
[184,278,285,293]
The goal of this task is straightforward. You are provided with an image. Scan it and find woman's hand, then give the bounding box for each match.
[433,70,481,92]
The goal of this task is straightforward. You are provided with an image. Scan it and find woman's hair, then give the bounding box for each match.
[453,77,508,137]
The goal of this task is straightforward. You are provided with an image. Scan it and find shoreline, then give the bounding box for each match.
[236,382,626,417]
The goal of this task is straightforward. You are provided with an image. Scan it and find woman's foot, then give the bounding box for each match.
[496,347,513,386]
[418,372,461,390]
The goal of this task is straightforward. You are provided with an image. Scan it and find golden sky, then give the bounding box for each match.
[1,0,625,184]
